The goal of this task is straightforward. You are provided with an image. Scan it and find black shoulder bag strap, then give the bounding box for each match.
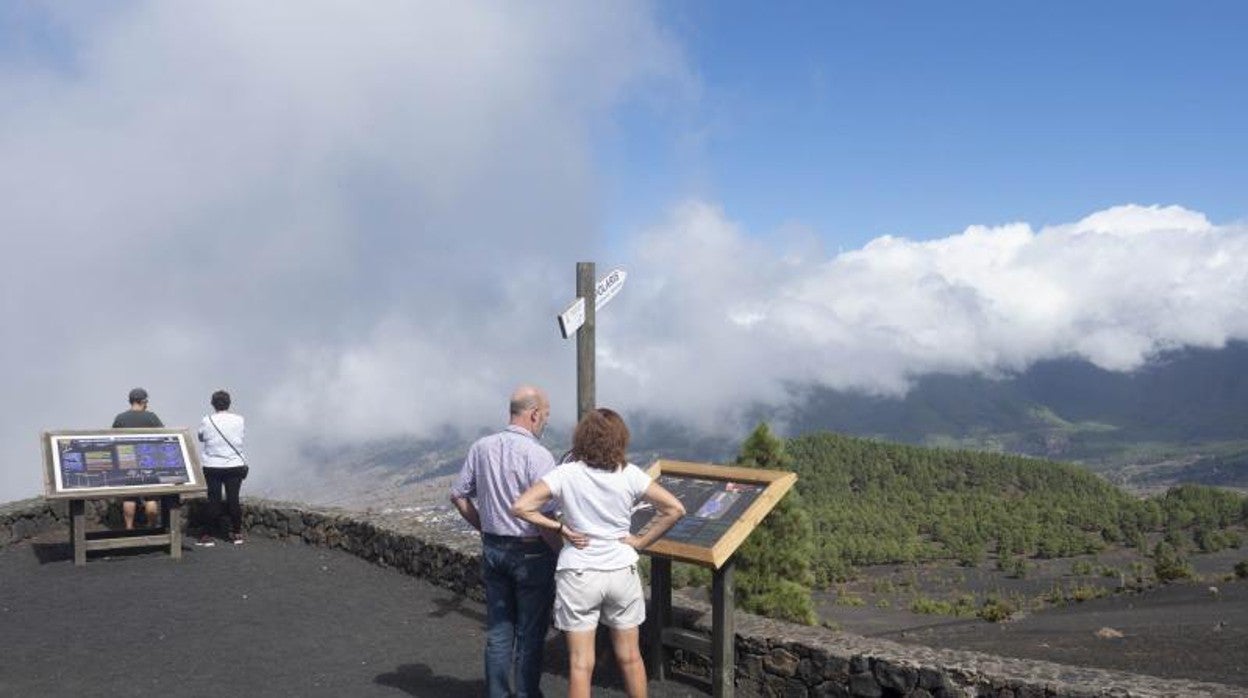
[209,414,247,466]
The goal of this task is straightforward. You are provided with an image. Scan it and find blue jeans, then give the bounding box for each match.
[482,534,557,698]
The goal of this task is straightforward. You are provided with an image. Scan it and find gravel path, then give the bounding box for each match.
[0,532,707,697]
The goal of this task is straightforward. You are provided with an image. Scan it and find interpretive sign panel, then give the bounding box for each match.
[42,429,205,499]
[630,459,796,569]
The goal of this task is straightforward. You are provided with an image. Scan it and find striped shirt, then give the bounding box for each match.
[450,425,556,537]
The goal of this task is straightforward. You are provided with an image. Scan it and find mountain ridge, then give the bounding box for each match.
[287,342,1248,506]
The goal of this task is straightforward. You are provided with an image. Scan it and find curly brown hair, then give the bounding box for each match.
[571,408,630,471]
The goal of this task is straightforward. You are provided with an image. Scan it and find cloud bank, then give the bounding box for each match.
[0,1,686,499]
[2,3,1246,502]
[603,202,1248,431]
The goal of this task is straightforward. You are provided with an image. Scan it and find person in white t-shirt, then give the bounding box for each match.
[512,408,684,698]
[196,389,248,546]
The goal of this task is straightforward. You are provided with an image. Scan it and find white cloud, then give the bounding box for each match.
[0,1,688,500]
[599,202,1248,430]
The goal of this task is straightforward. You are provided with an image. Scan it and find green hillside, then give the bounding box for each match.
[784,432,1248,584]
[780,343,1248,488]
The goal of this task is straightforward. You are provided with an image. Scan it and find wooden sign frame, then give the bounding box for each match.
[42,428,206,500]
[41,428,207,565]
[637,459,796,569]
[638,459,798,698]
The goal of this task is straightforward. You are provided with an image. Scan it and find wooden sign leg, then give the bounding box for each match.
[70,499,87,566]
[712,558,735,698]
[164,495,182,560]
[647,557,672,681]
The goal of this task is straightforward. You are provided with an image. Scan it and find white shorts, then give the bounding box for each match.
[553,566,645,631]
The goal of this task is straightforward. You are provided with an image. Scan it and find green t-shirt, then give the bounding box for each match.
[112,410,164,428]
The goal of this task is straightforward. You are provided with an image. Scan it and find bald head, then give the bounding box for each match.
[509,385,550,437]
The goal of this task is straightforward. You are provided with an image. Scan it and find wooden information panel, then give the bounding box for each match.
[41,428,207,565]
[42,428,205,499]
[630,459,796,569]
[635,459,797,698]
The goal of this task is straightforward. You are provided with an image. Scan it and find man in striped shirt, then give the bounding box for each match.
[451,385,558,697]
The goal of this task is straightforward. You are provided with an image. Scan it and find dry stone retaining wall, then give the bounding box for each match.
[0,497,73,547]
[2,497,1241,697]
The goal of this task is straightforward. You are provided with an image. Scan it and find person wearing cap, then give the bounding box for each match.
[450,385,559,698]
[112,387,165,529]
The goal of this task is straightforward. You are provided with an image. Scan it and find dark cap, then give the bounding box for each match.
[128,387,149,403]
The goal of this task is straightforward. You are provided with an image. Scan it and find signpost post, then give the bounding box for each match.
[576,263,595,421]
[558,263,627,421]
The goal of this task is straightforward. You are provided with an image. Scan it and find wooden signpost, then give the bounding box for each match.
[557,265,796,696]
[632,460,797,698]
[42,428,207,565]
[558,262,627,420]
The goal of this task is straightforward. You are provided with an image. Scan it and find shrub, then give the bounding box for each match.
[745,579,822,624]
[1044,583,1066,604]
[911,593,978,617]
[978,597,1017,623]
[1070,559,1094,576]
[1153,541,1195,582]
[952,594,977,616]
[909,595,952,615]
[671,562,711,588]
[1163,528,1188,551]
[1000,556,1029,579]
[871,579,896,594]
[1234,560,1248,579]
[834,593,866,607]
[1070,584,1108,602]
[1195,528,1230,553]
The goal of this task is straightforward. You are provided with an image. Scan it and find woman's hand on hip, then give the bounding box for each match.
[561,525,589,549]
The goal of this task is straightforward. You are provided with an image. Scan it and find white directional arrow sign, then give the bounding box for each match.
[558,268,626,339]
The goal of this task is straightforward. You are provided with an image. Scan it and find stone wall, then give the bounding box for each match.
[231,498,485,601]
[0,497,71,547]
[3,497,1241,697]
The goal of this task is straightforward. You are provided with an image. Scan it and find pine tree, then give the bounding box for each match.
[732,423,817,625]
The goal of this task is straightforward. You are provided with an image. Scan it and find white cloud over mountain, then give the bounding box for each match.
[1,3,1245,501]
[604,202,1248,431]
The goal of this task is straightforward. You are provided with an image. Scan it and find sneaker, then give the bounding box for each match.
[195,534,216,547]
[231,533,245,545]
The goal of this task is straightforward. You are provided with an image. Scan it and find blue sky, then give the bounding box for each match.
[602,1,1247,248]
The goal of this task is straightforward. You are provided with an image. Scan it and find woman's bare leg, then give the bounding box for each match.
[565,628,597,698]
[609,626,647,698]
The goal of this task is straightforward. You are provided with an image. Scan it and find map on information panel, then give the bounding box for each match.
[628,460,796,569]
[631,475,763,548]
[42,429,205,499]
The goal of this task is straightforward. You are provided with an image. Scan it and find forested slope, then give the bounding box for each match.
[785,432,1248,583]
